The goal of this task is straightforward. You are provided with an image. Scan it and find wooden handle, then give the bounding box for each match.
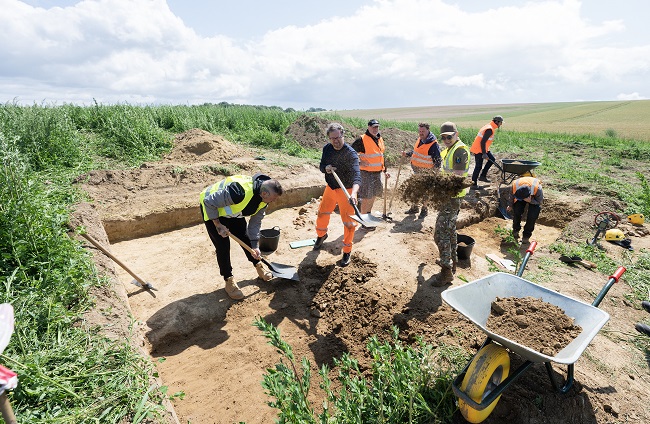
[330,170,353,201]
[227,232,255,255]
[0,392,17,424]
[389,150,406,210]
[76,231,147,285]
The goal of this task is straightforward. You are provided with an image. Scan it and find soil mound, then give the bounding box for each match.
[163,128,240,164]
[285,115,418,166]
[488,296,582,356]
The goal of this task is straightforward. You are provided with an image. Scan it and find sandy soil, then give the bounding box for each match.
[71,125,650,424]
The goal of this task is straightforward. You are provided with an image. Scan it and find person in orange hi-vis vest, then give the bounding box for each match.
[506,175,543,245]
[402,122,441,219]
[351,119,389,229]
[469,116,503,187]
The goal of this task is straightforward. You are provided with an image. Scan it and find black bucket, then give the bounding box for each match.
[457,234,475,260]
[259,226,281,253]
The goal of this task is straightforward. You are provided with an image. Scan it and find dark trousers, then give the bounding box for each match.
[472,151,495,182]
[202,206,259,280]
[512,202,541,238]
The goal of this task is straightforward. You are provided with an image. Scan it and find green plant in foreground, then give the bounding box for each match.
[254,317,462,423]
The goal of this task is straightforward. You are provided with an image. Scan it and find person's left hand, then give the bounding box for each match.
[482,153,488,159]
[251,247,262,260]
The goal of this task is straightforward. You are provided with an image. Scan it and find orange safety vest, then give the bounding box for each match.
[410,138,436,169]
[512,177,541,203]
[470,121,499,155]
[359,134,385,172]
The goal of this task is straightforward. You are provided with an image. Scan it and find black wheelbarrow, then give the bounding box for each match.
[441,265,626,423]
[487,158,541,219]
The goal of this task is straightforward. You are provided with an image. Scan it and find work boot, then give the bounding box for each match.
[340,252,351,267]
[470,181,478,189]
[313,234,328,250]
[478,176,490,183]
[642,301,650,314]
[224,276,244,300]
[418,207,428,219]
[432,266,454,287]
[255,262,272,281]
[635,322,650,337]
[405,205,419,214]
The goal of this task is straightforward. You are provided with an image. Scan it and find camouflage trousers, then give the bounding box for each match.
[434,198,461,268]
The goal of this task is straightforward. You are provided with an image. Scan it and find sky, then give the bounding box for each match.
[1,0,649,110]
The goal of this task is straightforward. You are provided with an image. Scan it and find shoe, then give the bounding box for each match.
[224,276,244,300]
[432,266,454,287]
[418,207,428,219]
[521,236,530,244]
[512,232,519,242]
[255,262,272,281]
[405,205,419,214]
[470,182,478,189]
[340,252,351,267]
[360,225,376,232]
[313,234,328,250]
[478,176,490,183]
[642,301,650,314]
[635,322,650,337]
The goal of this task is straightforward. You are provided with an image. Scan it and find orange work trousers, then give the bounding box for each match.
[316,186,357,253]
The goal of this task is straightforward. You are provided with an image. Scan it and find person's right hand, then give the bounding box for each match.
[506,205,512,212]
[216,224,229,238]
[325,165,336,174]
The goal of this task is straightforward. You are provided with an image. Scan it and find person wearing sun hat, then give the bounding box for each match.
[506,175,544,244]
[433,121,470,286]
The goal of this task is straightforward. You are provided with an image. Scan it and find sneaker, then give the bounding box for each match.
[642,301,650,314]
[470,182,478,189]
[521,236,530,244]
[360,225,376,232]
[313,234,328,250]
[512,232,519,242]
[418,207,428,219]
[635,322,650,337]
[478,176,490,183]
[340,252,351,267]
[405,205,419,214]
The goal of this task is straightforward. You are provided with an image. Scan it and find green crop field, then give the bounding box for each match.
[331,99,650,142]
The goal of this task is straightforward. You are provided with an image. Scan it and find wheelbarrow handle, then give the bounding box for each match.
[516,241,537,277]
[592,266,626,307]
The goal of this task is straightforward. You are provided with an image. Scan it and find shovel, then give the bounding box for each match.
[73,228,158,292]
[382,172,392,221]
[559,255,597,269]
[388,145,407,212]
[227,233,300,281]
[330,170,383,228]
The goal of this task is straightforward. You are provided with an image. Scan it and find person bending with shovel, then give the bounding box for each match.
[314,122,361,267]
[200,174,283,300]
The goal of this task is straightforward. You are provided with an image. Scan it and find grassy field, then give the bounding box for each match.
[331,99,650,142]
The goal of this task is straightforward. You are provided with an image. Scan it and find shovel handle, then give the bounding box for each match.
[72,227,148,286]
[227,232,273,269]
[330,170,364,218]
[389,145,407,210]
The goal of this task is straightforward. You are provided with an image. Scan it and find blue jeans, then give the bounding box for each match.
[472,152,495,182]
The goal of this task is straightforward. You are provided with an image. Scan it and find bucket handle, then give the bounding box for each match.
[271,226,280,231]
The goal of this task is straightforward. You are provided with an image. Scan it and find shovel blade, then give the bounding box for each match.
[350,213,382,228]
[262,258,300,281]
[497,205,512,220]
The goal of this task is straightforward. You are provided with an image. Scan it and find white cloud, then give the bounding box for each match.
[1,0,649,108]
[617,92,646,100]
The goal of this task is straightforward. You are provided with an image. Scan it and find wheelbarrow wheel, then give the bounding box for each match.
[594,211,620,229]
[459,343,510,423]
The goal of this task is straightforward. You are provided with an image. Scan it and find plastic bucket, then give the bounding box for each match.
[457,234,475,260]
[259,226,281,253]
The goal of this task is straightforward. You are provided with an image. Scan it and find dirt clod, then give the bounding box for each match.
[400,170,472,210]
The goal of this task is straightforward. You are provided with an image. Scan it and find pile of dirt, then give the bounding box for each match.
[162,128,240,164]
[488,297,582,356]
[401,171,473,209]
[285,114,418,166]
